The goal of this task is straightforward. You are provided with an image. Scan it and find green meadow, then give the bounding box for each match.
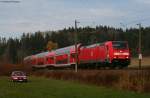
[0,76,149,98]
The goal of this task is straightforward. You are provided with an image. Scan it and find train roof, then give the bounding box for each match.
[85,43,106,48]
[85,43,100,48]
[86,41,128,48]
[45,51,55,57]
[55,44,81,55]
[35,52,49,57]
[23,55,32,61]
[105,41,127,43]
[34,51,56,57]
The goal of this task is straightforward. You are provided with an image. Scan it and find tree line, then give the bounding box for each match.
[0,25,150,64]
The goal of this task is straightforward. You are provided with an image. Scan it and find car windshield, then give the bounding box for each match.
[12,71,26,76]
[112,42,127,49]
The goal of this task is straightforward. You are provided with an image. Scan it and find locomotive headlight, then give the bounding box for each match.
[114,56,117,59]
[23,76,27,79]
[114,52,120,55]
[13,77,18,79]
[114,52,129,55]
[123,53,129,55]
[126,56,129,59]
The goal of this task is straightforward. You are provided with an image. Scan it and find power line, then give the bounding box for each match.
[120,17,150,27]
[0,0,21,3]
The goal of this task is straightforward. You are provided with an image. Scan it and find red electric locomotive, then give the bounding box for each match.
[78,41,130,68]
[105,41,130,68]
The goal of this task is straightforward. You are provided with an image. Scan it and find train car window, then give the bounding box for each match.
[47,57,54,61]
[99,43,104,46]
[112,42,127,49]
[106,45,109,50]
[50,57,54,60]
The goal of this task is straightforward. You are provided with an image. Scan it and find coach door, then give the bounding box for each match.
[106,45,110,63]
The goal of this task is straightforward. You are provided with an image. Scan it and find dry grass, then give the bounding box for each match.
[33,69,150,93]
[130,57,150,68]
[0,62,32,76]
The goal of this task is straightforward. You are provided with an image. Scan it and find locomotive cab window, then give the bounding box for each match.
[112,42,127,49]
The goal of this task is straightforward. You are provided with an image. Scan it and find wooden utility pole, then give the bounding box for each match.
[74,20,79,72]
[137,23,142,69]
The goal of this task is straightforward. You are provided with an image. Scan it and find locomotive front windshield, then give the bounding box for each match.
[112,42,128,49]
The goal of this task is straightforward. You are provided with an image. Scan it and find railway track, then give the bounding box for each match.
[32,66,150,73]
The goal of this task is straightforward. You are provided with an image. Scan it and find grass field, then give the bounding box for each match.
[0,76,150,98]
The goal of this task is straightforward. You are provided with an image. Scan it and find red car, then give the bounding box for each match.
[11,71,27,82]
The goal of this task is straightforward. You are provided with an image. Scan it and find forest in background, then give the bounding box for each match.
[0,25,150,64]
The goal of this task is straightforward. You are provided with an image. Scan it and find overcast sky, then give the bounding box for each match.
[0,0,150,38]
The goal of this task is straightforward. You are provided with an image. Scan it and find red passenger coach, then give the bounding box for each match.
[54,44,81,68]
[24,56,32,65]
[33,51,56,69]
[45,51,55,67]
[33,52,48,68]
[24,55,37,65]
